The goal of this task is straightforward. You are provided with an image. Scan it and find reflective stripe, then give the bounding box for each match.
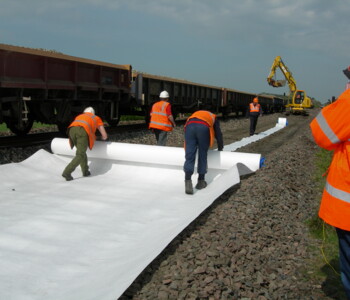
[325,181,350,204]
[149,121,172,127]
[74,114,97,136]
[151,112,168,116]
[208,112,215,123]
[250,103,260,112]
[316,112,341,144]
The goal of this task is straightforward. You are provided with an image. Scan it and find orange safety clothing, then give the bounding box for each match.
[310,89,350,230]
[149,101,173,132]
[186,110,216,147]
[249,102,261,113]
[68,112,104,149]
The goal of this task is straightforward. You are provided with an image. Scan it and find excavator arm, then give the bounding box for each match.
[267,56,297,94]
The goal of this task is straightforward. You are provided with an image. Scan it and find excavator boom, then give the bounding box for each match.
[267,56,297,93]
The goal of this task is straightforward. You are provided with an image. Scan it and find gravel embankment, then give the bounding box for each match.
[0,112,334,299]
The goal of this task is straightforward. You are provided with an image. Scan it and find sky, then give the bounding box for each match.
[1,0,350,104]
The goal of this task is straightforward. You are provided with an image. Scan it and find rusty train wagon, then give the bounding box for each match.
[131,72,285,121]
[131,72,224,121]
[0,44,131,135]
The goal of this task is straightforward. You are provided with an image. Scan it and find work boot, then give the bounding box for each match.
[62,173,73,181]
[83,170,91,177]
[195,180,207,190]
[185,180,193,195]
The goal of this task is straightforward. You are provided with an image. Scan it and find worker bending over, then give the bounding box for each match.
[183,110,224,195]
[62,107,108,181]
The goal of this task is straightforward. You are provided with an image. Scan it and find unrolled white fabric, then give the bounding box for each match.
[0,140,261,300]
[224,117,288,152]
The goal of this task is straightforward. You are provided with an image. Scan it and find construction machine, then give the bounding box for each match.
[267,56,312,115]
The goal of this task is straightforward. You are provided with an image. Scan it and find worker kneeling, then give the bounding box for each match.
[183,110,224,194]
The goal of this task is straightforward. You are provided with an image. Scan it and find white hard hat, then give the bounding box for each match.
[159,91,169,99]
[84,107,95,114]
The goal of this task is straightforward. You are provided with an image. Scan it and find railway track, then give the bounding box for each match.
[0,122,152,149]
[0,113,277,149]
[0,132,64,149]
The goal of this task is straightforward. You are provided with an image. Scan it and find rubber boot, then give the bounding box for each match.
[195,180,207,190]
[83,170,91,177]
[62,173,73,181]
[185,180,193,195]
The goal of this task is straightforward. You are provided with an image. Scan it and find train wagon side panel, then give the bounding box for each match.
[0,44,132,134]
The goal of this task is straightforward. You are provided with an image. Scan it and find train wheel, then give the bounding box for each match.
[106,101,120,127]
[6,115,34,136]
[57,122,69,136]
[106,117,120,127]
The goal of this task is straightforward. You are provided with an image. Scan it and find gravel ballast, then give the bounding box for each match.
[0,111,337,299]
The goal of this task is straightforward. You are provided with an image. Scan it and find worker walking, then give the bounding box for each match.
[62,107,108,181]
[149,91,176,146]
[183,110,224,195]
[310,87,350,299]
[247,97,262,136]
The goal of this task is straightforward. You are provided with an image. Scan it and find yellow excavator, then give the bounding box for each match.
[267,56,312,115]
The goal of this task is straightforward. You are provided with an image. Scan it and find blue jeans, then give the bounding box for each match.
[336,227,350,299]
[183,123,210,178]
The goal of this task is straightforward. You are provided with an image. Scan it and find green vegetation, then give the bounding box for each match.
[0,122,55,132]
[120,115,144,121]
[307,149,346,299]
[0,123,8,132]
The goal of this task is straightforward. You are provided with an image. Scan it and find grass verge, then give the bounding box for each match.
[306,148,346,299]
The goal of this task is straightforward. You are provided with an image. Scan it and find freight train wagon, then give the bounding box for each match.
[131,72,279,121]
[0,43,131,135]
[131,72,224,122]
[1,44,285,136]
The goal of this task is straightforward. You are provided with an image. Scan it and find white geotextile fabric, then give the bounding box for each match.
[0,139,262,300]
[224,117,288,152]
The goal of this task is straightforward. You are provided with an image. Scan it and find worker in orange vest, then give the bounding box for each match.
[149,91,176,146]
[183,110,223,194]
[310,87,350,299]
[62,107,108,181]
[247,97,262,136]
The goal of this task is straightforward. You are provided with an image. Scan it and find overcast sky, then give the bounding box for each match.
[1,0,350,103]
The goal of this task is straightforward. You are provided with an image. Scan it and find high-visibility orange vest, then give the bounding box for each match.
[249,103,260,113]
[68,112,102,149]
[310,89,350,230]
[149,101,173,131]
[186,110,216,147]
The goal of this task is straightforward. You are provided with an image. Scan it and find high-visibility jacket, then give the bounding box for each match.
[68,112,103,149]
[149,100,173,131]
[249,103,261,113]
[186,110,216,147]
[310,89,350,230]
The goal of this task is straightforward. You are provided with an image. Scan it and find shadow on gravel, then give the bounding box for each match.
[321,259,347,300]
[119,181,245,299]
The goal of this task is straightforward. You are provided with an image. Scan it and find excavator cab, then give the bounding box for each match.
[293,91,304,105]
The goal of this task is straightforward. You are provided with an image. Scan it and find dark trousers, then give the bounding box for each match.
[336,228,350,299]
[183,123,210,178]
[63,126,89,176]
[249,115,259,135]
[153,129,168,146]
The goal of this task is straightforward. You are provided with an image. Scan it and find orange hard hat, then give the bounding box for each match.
[253,97,258,103]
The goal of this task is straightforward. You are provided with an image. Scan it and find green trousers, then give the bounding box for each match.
[62,126,89,176]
